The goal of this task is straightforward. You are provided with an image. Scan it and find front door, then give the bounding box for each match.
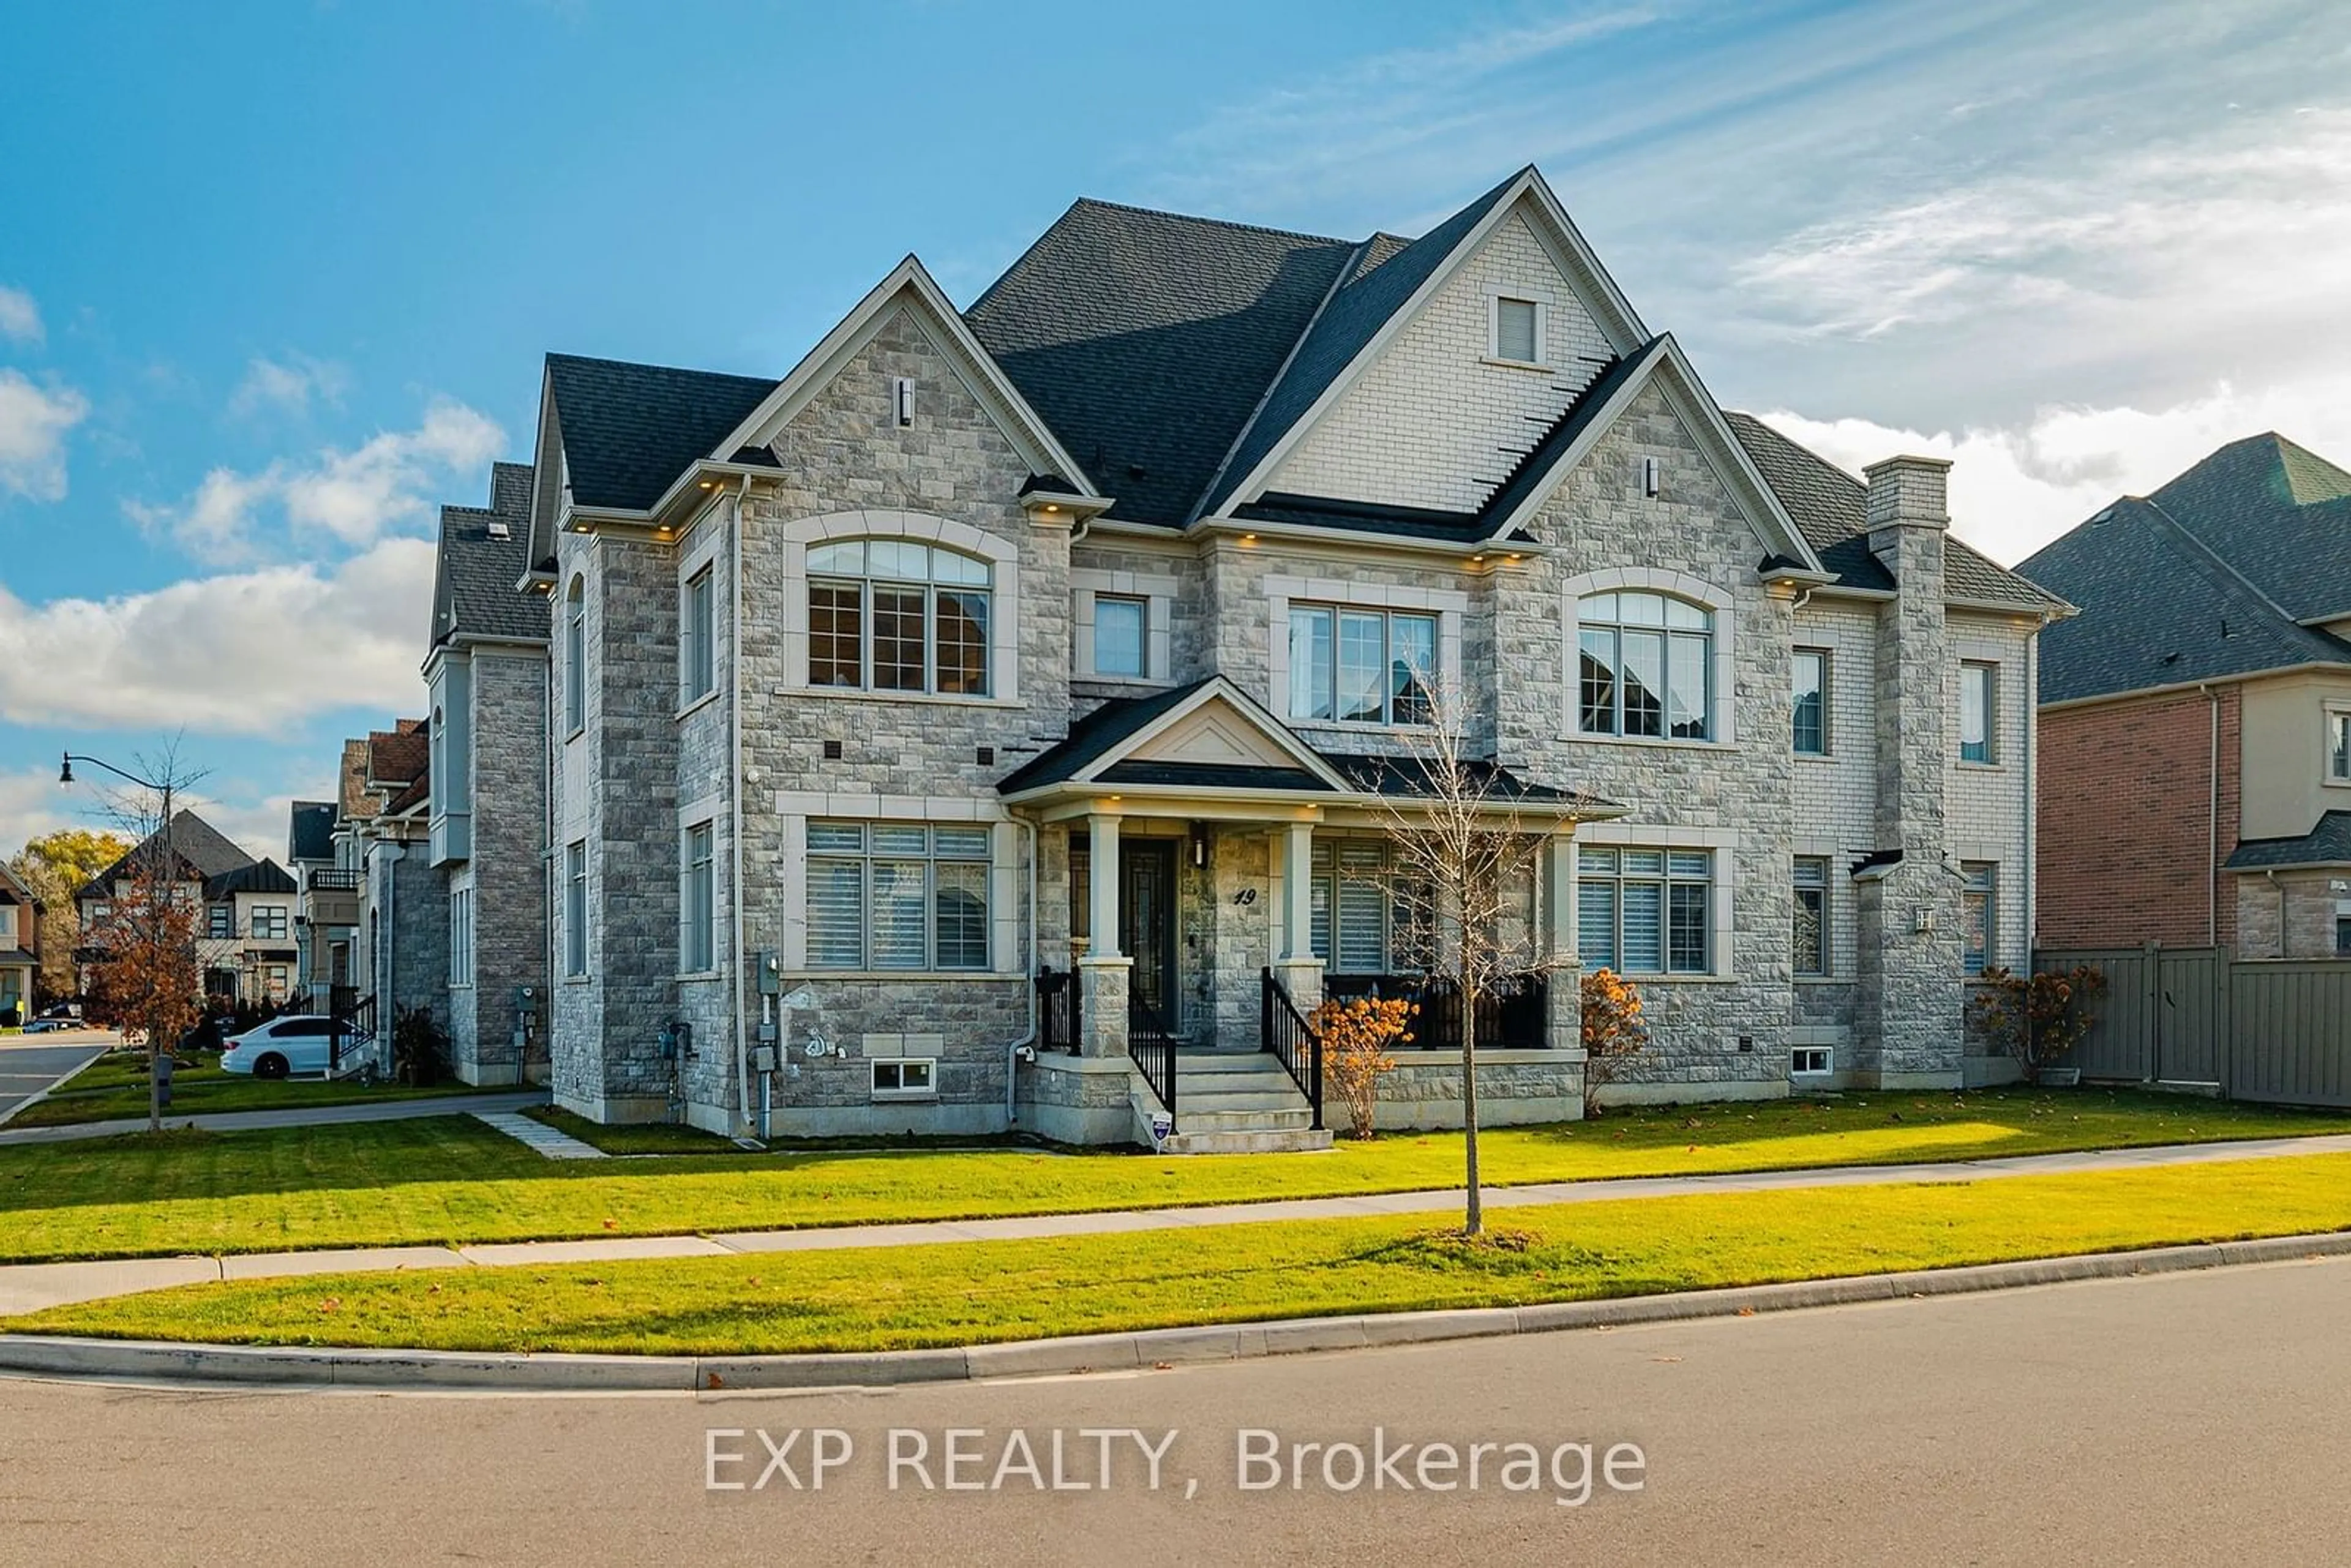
[1120,841,1179,1029]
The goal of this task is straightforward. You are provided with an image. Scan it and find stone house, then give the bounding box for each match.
[2022,433,2351,959]
[496,165,2059,1144]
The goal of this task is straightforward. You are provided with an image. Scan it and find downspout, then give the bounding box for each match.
[1005,818,1039,1127]
[732,475,753,1135]
[2266,869,2286,958]
[2023,630,2038,967]
[2203,683,2220,948]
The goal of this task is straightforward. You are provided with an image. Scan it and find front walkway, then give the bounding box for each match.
[0,1090,548,1147]
[5,1130,2346,1316]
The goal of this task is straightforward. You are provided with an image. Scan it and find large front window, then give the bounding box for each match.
[1287,605,1436,725]
[1307,841,1432,973]
[1579,847,1712,975]
[806,822,990,971]
[1580,592,1712,740]
[807,541,991,696]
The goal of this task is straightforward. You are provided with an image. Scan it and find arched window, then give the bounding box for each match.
[1578,590,1712,740]
[806,540,992,696]
[564,576,586,733]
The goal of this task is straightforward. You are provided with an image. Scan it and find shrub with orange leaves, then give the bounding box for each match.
[1580,967,1648,1117]
[1311,994,1415,1140]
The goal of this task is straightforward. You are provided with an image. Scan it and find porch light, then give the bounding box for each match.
[1043,503,1059,513]
[1190,821,1209,868]
[698,480,714,490]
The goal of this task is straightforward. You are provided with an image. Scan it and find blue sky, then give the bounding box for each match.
[4,0,2349,855]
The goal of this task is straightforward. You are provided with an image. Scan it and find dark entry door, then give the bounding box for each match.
[1120,841,1179,1027]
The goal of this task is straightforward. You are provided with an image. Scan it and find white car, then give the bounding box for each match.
[219,1016,345,1079]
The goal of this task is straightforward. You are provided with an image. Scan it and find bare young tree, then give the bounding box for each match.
[1365,682,1579,1237]
[76,745,211,1133]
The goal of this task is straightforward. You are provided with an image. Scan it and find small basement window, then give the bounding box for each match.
[871,1057,936,1100]
[1791,1046,1833,1076]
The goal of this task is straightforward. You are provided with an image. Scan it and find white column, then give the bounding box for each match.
[1087,812,1122,958]
[1546,832,1578,958]
[1281,821,1315,960]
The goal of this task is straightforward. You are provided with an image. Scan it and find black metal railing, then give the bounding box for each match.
[1260,969,1324,1130]
[1127,990,1177,1129]
[307,868,363,892]
[1036,966,1081,1054]
[1319,972,1549,1051]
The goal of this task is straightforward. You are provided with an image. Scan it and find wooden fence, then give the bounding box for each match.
[2035,947,2351,1107]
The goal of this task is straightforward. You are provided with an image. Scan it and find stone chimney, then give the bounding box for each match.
[1853,452,1963,1091]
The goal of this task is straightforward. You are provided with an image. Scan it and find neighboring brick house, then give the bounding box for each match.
[343,720,444,1047]
[423,462,551,1084]
[2022,433,2351,961]
[492,164,2061,1142]
[0,860,39,1022]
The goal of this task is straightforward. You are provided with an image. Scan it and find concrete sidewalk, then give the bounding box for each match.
[5,1129,2349,1316]
[0,1090,549,1147]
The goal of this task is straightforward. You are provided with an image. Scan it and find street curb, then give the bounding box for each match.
[6,1229,2350,1394]
[0,1041,110,1130]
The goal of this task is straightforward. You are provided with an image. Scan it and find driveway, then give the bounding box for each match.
[0,1032,111,1123]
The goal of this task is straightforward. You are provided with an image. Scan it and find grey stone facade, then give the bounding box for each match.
[451,647,550,1085]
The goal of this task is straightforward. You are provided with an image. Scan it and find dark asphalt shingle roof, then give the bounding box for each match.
[287,802,336,864]
[2148,435,2351,622]
[2224,811,2351,870]
[545,353,776,511]
[1323,754,1608,810]
[1724,412,2063,609]
[80,811,255,899]
[1093,760,1330,792]
[2021,497,2351,705]
[966,201,1362,527]
[996,679,1217,793]
[205,860,297,899]
[435,461,547,645]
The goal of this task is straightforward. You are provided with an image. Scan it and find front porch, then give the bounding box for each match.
[1000,678,1606,1150]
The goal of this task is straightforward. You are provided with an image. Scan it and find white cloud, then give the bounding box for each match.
[1754,371,2351,566]
[0,537,437,735]
[0,763,335,867]
[229,354,351,419]
[0,370,89,502]
[0,285,40,346]
[127,399,504,560]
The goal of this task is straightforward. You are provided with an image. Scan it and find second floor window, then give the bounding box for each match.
[1580,592,1712,741]
[208,903,233,939]
[1960,661,1998,764]
[807,540,991,696]
[252,905,288,940]
[682,566,716,703]
[2330,711,2350,782]
[1793,648,1829,755]
[1287,605,1436,726]
[564,577,587,734]
[1094,595,1147,678]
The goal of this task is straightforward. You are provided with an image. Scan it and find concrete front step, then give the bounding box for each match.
[1179,1106,1316,1134]
[1160,1127,1335,1155]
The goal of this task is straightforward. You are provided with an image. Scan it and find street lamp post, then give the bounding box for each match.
[60,752,179,1132]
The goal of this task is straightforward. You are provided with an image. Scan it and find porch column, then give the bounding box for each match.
[1544,832,1584,1060]
[1076,811,1130,1057]
[1273,820,1324,1011]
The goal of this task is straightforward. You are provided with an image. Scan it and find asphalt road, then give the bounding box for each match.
[5,1258,2350,1566]
[0,1035,107,1120]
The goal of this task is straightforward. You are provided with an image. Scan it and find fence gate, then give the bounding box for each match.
[2036,945,2351,1106]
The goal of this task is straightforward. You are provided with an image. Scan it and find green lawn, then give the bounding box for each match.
[4,1049,482,1128]
[18,1150,2351,1356]
[2,1087,2347,1266]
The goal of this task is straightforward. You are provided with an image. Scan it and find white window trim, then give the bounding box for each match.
[869,1056,939,1101]
[2325,703,2351,787]
[1958,658,2002,768]
[778,510,1022,704]
[1484,284,1553,370]
[1562,568,1739,747]
[775,795,1019,978]
[1570,824,1739,981]
[1264,575,1467,734]
[563,573,588,741]
[1791,1045,1834,1076]
[1072,568,1177,684]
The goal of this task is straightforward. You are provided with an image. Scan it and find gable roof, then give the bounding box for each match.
[2021,495,2351,705]
[967,201,1362,527]
[544,354,776,512]
[433,461,546,647]
[80,809,255,898]
[205,859,298,899]
[997,677,1351,797]
[2143,433,2351,622]
[1725,412,2068,611]
[287,801,337,864]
